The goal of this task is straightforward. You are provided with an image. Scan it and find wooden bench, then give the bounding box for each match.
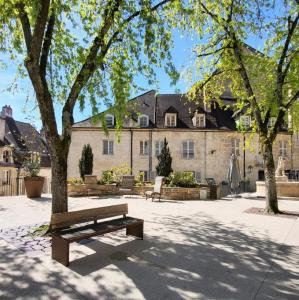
[51,204,143,266]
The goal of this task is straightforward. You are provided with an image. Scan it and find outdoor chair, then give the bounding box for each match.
[119,175,135,196]
[145,176,164,202]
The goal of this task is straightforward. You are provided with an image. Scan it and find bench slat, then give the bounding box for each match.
[51,204,128,230]
[53,216,143,242]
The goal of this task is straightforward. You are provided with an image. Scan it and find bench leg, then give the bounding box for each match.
[52,235,70,266]
[126,223,143,240]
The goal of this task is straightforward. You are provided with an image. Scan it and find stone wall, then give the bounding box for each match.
[68,183,119,197]
[68,183,217,200]
[68,128,294,191]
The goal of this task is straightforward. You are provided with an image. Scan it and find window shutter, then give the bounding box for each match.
[189,141,195,158]
[195,171,201,183]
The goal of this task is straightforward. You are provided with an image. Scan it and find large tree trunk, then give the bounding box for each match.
[262,142,279,213]
[50,147,69,214]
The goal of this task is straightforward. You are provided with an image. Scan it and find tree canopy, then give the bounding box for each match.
[185,0,299,213]
[0,0,183,213]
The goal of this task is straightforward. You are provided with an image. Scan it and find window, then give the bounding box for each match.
[268,117,276,128]
[231,138,240,156]
[2,150,11,163]
[140,140,149,155]
[138,115,149,128]
[195,171,201,183]
[155,140,164,156]
[165,113,177,127]
[193,113,206,128]
[182,140,195,159]
[139,170,149,181]
[105,114,114,127]
[279,140,287,157]
[1,170,11,184]
[240,116,251,128]
[103,140,114,155]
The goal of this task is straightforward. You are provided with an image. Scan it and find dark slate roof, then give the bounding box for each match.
[1,116,51,167]
[155,94,236,130]
[74,90,237,130]
[4,117,49,154]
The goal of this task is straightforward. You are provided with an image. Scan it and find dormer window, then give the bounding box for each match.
[240,115,251,128]
[165,113,177,127]
[2,150,11,163]
[193,113,206,128]
[105,114,114,127]
[138,115,149,128]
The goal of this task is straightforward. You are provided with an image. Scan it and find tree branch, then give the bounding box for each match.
[285,89,299,109]
[16,3,32,52]
[276,13,299,103]
[40,12,55,77]
[197,45,231,57]
[62,0,122,140]
[62,0,173,141]
[30,0,51,62]
[100,0,173,61]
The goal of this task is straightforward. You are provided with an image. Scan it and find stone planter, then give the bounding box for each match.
[68,183,119,197]
[24,176,45,198]
[84,175,97,184]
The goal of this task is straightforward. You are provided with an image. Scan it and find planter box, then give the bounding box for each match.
[68,183,118,197]
[84,175,97,184]
[24,176,45,198]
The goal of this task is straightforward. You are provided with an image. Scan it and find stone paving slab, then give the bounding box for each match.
[0,194,298,299]
[0,223,51,257]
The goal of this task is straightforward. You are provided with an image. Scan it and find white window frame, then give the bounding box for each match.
[140,140,149,156]
[138,115,149,128]
[240,115,251,128]
[193,113,206,128]
[231,138,240,156]
[2,150,11,163]
[182,140,195,159]
[103,140,114,155]
[105,114,114,127]
[279,140,287,157]
[155,140,164,156]
[139,170,149,181]
[165,113,177,127]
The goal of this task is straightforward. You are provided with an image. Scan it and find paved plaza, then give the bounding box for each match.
[0,194,298,299]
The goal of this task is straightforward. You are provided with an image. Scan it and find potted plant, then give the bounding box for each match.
[23,160,44,198]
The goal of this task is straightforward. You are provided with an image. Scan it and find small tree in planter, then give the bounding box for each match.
[79,144,93,181]
[23,159,44,198]
[156,138,173,177]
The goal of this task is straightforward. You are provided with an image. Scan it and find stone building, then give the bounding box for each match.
[0,105,51,189]
[68,90,299,191]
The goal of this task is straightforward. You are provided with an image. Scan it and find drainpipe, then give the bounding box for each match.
[130,129,133,175]
[149,130,152,180]
[204,131,207,180]
[291,133,293,169]
[243,134,246,191]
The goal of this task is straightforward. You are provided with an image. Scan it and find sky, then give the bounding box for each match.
[0,2,284,132]
[0,30,196,132]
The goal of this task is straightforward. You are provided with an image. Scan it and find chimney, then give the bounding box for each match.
[0,117,5,141]
[1,105,12,118]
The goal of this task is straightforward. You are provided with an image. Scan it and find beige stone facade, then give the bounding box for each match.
[68,127,299,191]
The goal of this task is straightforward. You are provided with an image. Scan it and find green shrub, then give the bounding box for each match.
[23,160,40,177]
[100,164,132,184]
[67,178,83,185]
[101,170,115,184]
[169,172,197,188]
[79,144,93,179]
[156,138,173,177]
